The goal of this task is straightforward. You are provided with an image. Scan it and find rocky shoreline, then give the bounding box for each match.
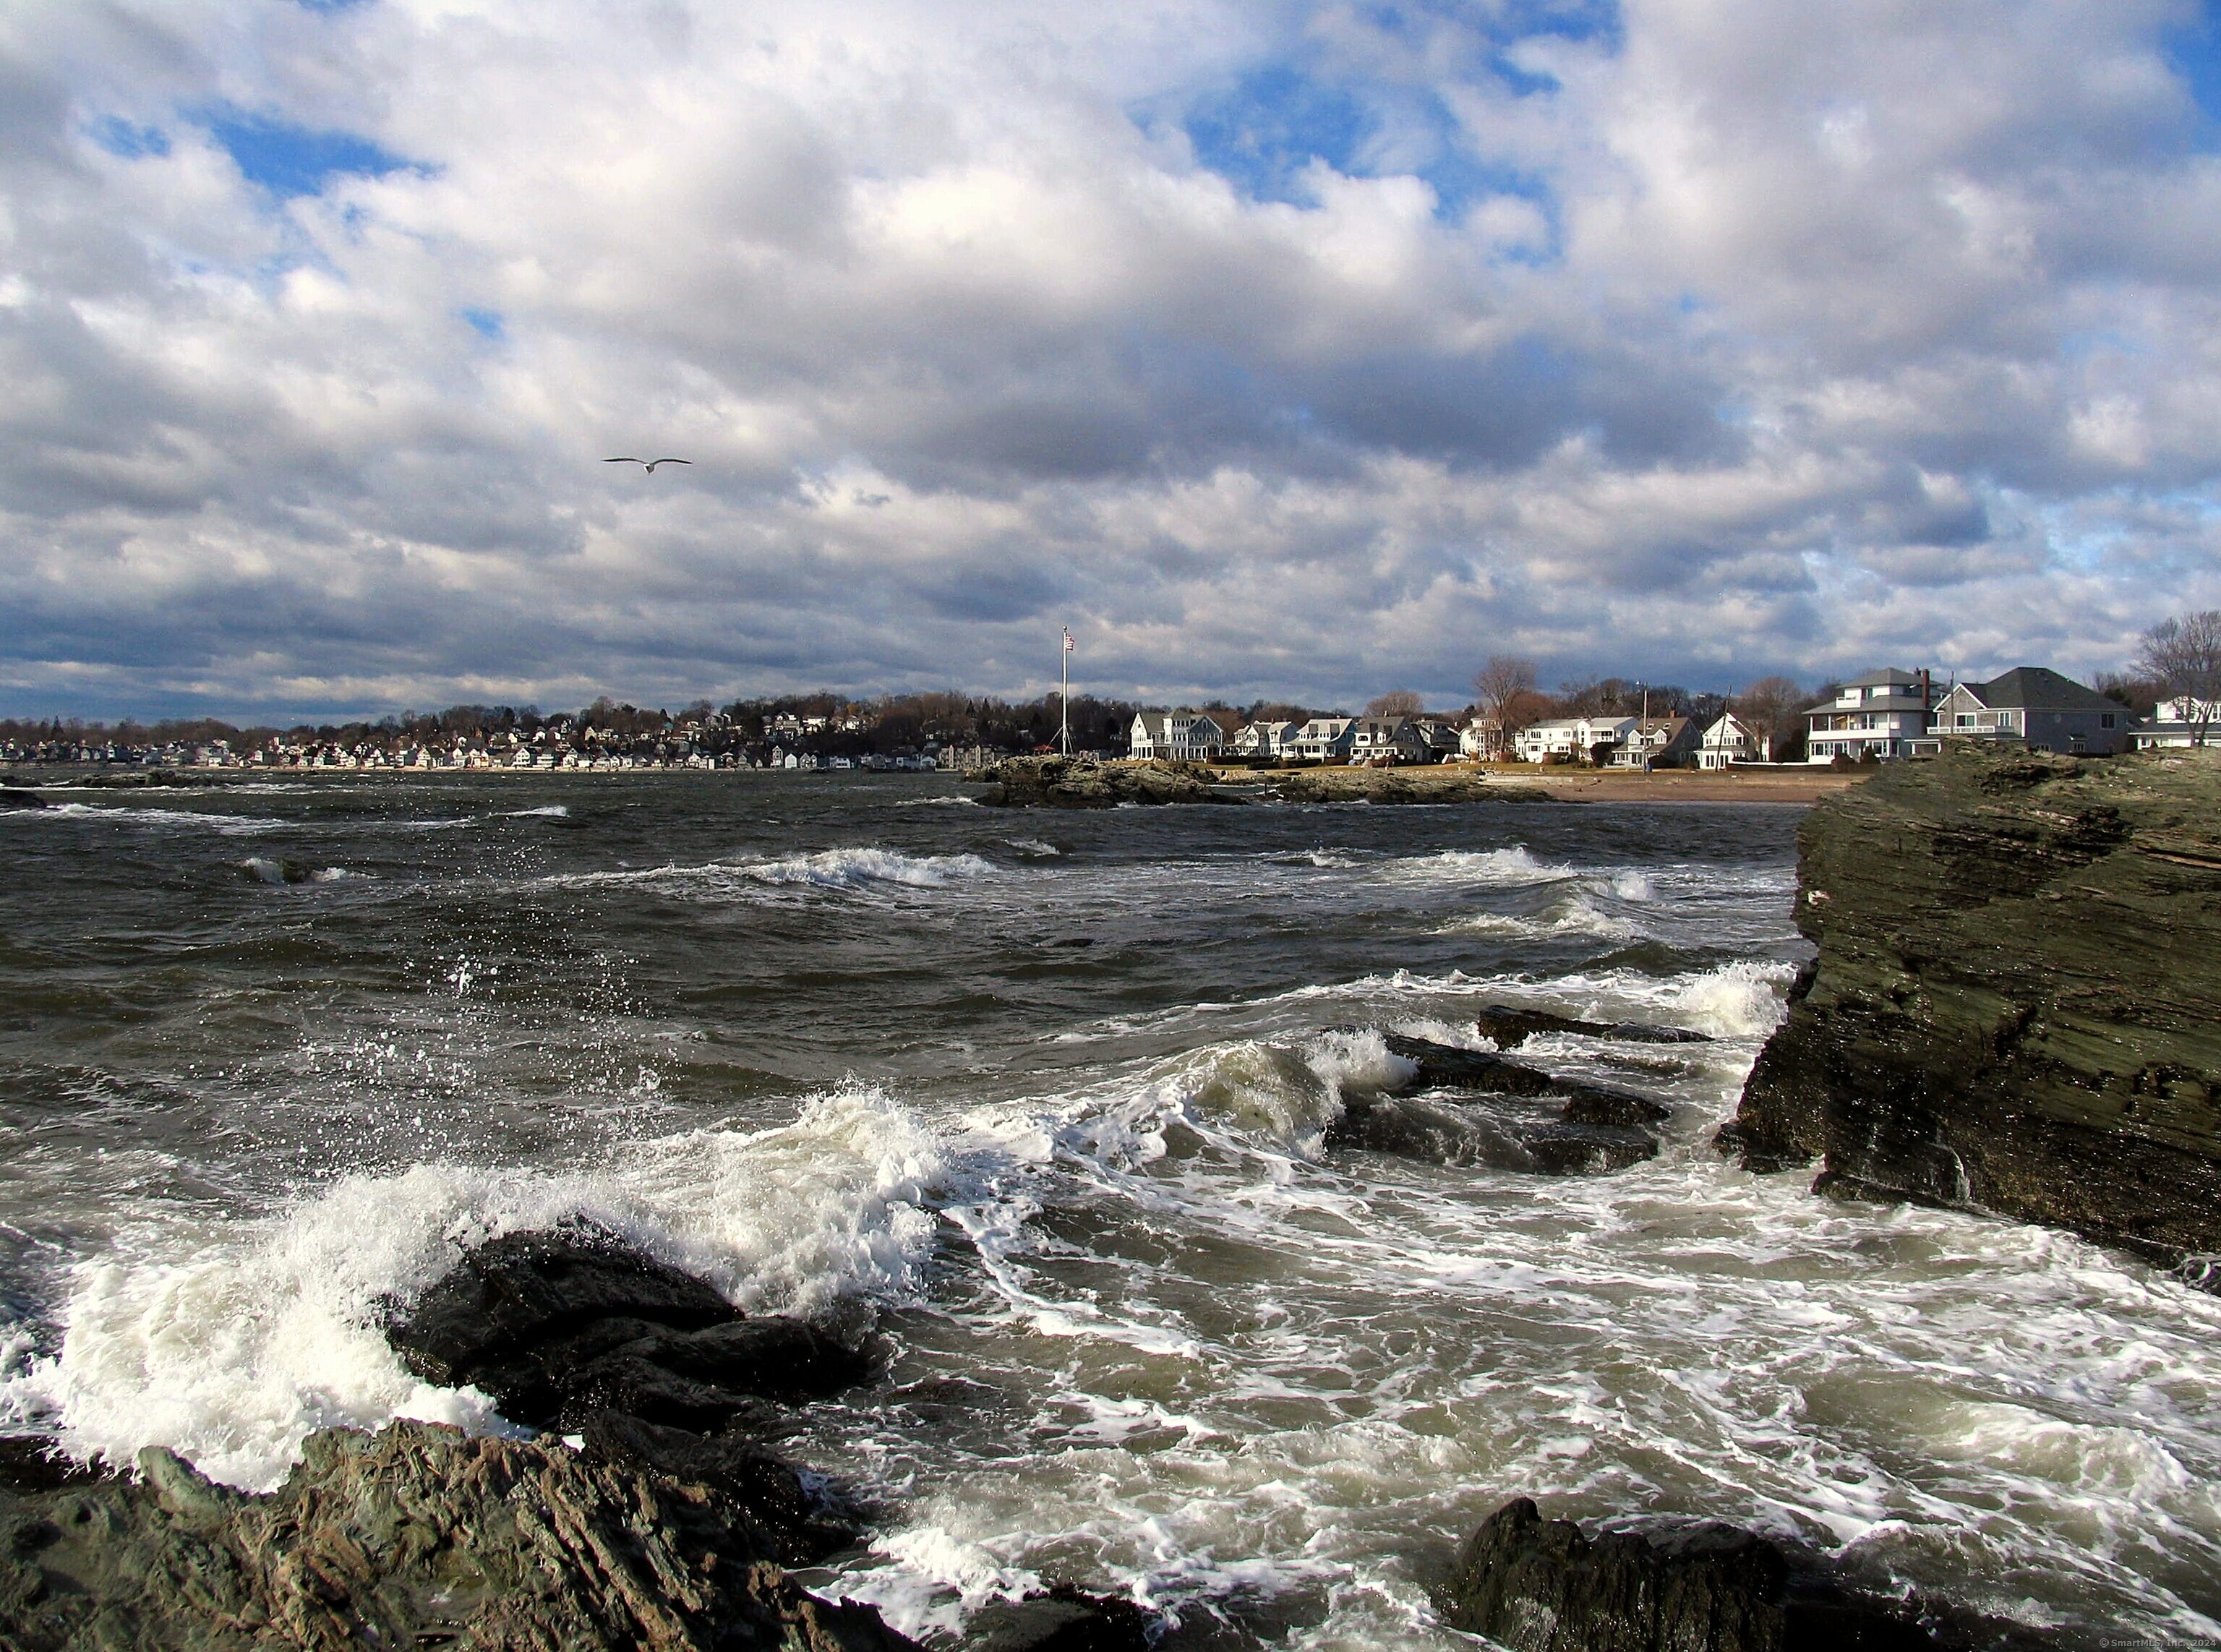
[967,755,1502,807]
[1719,745,2221,1270]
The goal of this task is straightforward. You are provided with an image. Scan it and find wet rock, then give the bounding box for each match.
[962,1587,1152,1652]
[1443,1497,1936,1652]
[0,1421,917,1652]
[0,787,46,811]
[1383,1033,1670,1118]
[388,1224,741,1392]
[1461,1003,1711,1048]
[1330,1094,1658,1175]
[578,1410,855,1562]
[0,1439,104,1491]
[1720,747,2221,1265]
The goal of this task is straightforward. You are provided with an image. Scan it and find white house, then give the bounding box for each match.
[1231,720,1298,758]
[2131,696,2214,750]
[1457,718,1502,761]
[1698,712,1772,769]
[1607,716,1701,769]
[1288,717,1357,762]
[1130,711,1225,761]
[1927,667,2128,756]
[1514,716,1637,764]
[1803,669,1935,763]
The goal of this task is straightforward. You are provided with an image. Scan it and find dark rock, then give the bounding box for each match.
[0,1421,917,1652]
[0,1439,104,1491]
[0,789,46,811]
[971,756,1232,808]
[1443,1497,1936,1652]
[1383,1033,1669,1118]
[1462,1003,1711,1048]
[387,1223,740,1390]
[577,1411,855,1563]
[1330,1094,1659,1175]
[1265,767,1500,804]
[1562,1091,1673,1129]
[962,1587,1152,1652]
[1719,747,2221,1265]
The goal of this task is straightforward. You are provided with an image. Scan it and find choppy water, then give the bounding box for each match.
[2,774,2217,1648]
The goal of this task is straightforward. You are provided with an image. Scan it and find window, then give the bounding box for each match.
[2101,713,2116,729]
[1956,714,1974,728]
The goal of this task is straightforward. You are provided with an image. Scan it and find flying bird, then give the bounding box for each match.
[603,457,693,472]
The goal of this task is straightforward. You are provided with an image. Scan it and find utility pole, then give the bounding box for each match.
[1060,627,1074,754]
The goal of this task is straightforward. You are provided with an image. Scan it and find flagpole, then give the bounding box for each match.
[1059,627,1071,754]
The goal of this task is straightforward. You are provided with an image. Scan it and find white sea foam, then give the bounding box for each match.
[1439,890,1644,942]
[548,847,994,899]
[22,803,288,835]
[1378,846,1575,887]
[240,857,354,885]
[0,1084,959,1491]
[504,805,570,818]
[1005,838,1061,857]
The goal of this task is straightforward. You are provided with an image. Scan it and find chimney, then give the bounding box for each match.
[1920,667,1931,711]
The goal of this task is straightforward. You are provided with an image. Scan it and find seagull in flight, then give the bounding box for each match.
[604,456,693,473]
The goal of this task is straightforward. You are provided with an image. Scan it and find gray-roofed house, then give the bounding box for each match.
[1929,667,2128,756]
[1803,669,1935,763]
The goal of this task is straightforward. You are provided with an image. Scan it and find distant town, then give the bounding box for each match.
[4,613,2215,774]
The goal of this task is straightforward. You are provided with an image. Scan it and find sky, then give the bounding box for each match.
[4,0,2221,720]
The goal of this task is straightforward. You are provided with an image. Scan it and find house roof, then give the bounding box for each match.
[1844,667,1925,688]
[1960,667,2117,712]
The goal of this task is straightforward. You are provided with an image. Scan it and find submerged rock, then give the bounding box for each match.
[1460,1003,1711,1049]
[1327,1033,1670,1173]
[0,1422,915,1652]
[1719,747,2221,1265]
[961,1587,1152,1652]
[0,787,46,811]
[1443,1497,1936,1652]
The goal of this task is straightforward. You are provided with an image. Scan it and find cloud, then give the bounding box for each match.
[0,0,2218,719]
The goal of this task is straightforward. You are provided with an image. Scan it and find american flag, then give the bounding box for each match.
[1064,628,1075,653]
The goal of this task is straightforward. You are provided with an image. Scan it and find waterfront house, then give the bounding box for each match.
[1698,712,1772,768]
[1411,719,1463,762]
[1803,669,1935,763]
[2131,696,2213,750]
[1514,716,1637,764]
[1349,716,1432,764]
[1608,716,1700,768]
[1928,667,2128,756]
[1287,717,1358,763]
[1457,718,1503,761]
[1130,711,1225,761]
[1231,720,1298,758]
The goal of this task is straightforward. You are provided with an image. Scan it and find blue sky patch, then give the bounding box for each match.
[197,104,419,198]
[2162,8,2221,137]
[461,308,505,341]
[88,116,170,159]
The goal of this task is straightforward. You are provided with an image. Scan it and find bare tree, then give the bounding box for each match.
[1733,676,1811,763]
[2136,609,2221,745]
[1365,689,1424,718]
[1472,656,1539,725]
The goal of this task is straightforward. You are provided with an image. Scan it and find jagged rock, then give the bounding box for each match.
[1329,1094,1659,1175]
[0,1421,915,1652]
[1325,1034,1668,1173]
[1719,747,2221,1264]
[970,757,1234,808]
[962,1587,1151,1652]
[1266,766,1497,804]
[1442,1497,1935,1652]
[1382,1032,1671,1118]
[1460,1004,1711,1049]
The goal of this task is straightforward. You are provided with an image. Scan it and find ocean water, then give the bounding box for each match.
[1,774,2216,1649]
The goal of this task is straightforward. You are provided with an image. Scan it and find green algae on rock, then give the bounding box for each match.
[1720,745,2221,1266]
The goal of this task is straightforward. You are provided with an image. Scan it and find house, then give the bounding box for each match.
[1458,718,1503,761]
[1129,711,1225,761]
[1348,716,1431,764]
[1803,669,1935,763]
[1927,667,2128,756]
[1231,720,1298,758]
[1698,712,1772,769]
[1287,717,1357,763]
[2131,696,2214,750]
[1607,716,1701,768]
[1514,716,1637,764]
[1411,719,1464,763]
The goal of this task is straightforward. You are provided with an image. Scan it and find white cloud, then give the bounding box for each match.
[1,0,2218,717]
